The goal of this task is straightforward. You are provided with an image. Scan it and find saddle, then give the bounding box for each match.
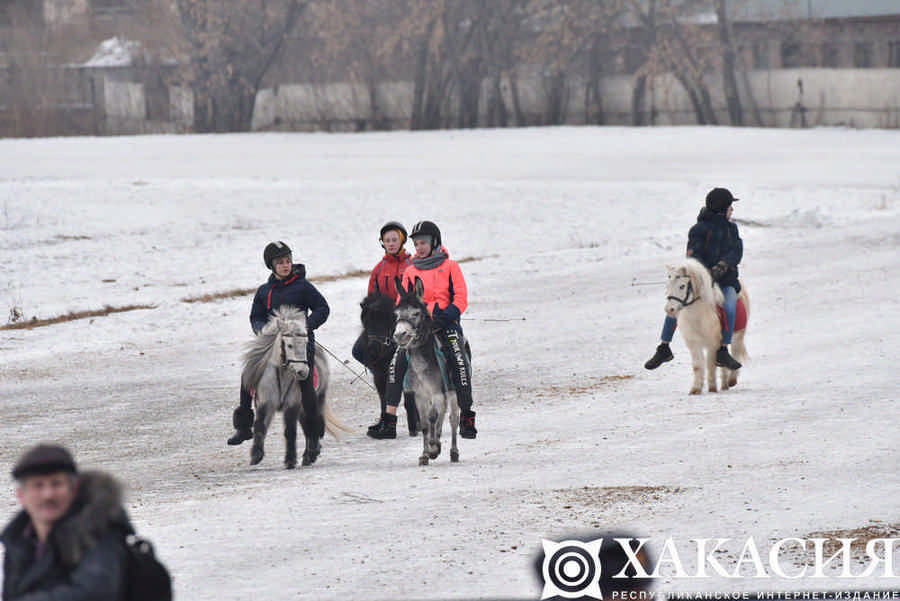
[715,295,748,332]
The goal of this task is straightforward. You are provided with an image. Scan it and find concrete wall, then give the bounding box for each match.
[251,68,900,131]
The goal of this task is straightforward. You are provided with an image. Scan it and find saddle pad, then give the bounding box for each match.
[716,297,747,332]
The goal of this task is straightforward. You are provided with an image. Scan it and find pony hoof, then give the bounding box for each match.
[301,452,318,466]
[728,377,738,387]
[419,456,429,466]
[285,460,297,469]
[450,450,459,463]
[250,448,264,465]
[689,388,701,395]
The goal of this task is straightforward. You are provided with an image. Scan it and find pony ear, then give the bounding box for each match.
[413,276,424,299]
[666,264,676,273]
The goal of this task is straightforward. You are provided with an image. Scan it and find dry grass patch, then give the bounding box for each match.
[536,374,634,397]
[1,304,156,331]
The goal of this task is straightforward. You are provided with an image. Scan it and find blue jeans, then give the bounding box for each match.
[660,285,737,345]
[720,286,737,345]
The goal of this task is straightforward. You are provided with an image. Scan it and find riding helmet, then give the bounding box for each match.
[379,221,408,246]
[263,241,292,269]
[410,220,441,250]
[705,187,739,213]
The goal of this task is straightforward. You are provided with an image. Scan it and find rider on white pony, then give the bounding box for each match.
[367,220,478,440]
[645,188,744,371]
[226,241,330,446]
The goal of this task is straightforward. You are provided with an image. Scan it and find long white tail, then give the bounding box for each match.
[731,285,750,362]
[324,404,355,440]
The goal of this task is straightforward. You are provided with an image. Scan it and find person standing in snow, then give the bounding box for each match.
[226,241,330,446]
[644,187,744,371]
[350,222,418,436]
[368,220,477,440]
[1,444,135,600]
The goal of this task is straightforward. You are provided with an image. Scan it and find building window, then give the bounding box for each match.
[821,43,839,68]
[854,42,874,68]
[889,42,900,68]
[781,40,803,67]
[753,43,769,69]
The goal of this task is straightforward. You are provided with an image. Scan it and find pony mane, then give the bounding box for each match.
[361,292,395,322]
[242,306,307,389]
[679,258,724,306]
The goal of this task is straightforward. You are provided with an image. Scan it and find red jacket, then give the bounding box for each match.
[368,250,412,301]
[400,247,467,317]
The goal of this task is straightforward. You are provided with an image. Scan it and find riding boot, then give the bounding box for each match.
[367,415,384,436]
[227,406,254,446]
[367,413,397,439]
[459,409,477,439]
[403,392,419,436]
[644,343,673,370]
[715,346,742,370]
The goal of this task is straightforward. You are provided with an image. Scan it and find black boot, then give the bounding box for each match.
[404,392,419,436]
[715,346,742,370]
[367,413,397,439]
[366,415,384,436]
[227,406,254,446]
[644,343,673,370]
[459,409,477,439]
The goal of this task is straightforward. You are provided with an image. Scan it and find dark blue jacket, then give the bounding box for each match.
[686,208,743,293]
[1,472,130,601]
[250,264,330,352]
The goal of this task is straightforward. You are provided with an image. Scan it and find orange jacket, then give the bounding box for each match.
[368,250,412,301]
[400,247,468,317]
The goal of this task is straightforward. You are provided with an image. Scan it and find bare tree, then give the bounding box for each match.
[171,0,312,132]
[714,0,742,125]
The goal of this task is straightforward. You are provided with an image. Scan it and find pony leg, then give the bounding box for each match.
[426,408,442,460]
[250,403,273,465]
[449,393,460,463]
[706,346,718,393]
[688,346,705,395]
[283,403,300,469]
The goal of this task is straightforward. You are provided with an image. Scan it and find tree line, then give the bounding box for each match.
[5,0,812,135]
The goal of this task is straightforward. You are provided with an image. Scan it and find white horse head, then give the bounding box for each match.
[664,258,723,317]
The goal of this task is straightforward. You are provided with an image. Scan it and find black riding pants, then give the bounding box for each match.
[385,323,472,412]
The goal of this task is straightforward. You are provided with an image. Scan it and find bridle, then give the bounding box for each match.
[667,275,701,307]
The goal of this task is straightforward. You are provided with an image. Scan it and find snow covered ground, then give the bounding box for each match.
[1,126,899,600]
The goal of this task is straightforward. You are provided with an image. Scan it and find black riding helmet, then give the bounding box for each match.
[705,187,739,214]
[379,221,408,247]
[263,241,292,269]
[410,220,441,250]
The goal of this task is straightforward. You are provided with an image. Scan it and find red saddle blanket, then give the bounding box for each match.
[717,297,748,332]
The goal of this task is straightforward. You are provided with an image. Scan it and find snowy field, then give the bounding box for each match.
[1,126,899,600]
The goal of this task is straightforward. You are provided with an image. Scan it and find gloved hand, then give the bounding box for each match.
[432,304,460,328]
[710,260,728,281]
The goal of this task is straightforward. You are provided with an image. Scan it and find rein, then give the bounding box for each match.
[667,276,701,307]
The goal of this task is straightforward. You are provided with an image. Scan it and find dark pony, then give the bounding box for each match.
[393,276,463,465]
[359,292,418,434]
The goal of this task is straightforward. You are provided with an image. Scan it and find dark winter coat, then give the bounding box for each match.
[686,208,743,293]
[250,264,330,355]
[1,471,132,601]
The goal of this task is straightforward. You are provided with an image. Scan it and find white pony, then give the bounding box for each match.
[664,258,749,394]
